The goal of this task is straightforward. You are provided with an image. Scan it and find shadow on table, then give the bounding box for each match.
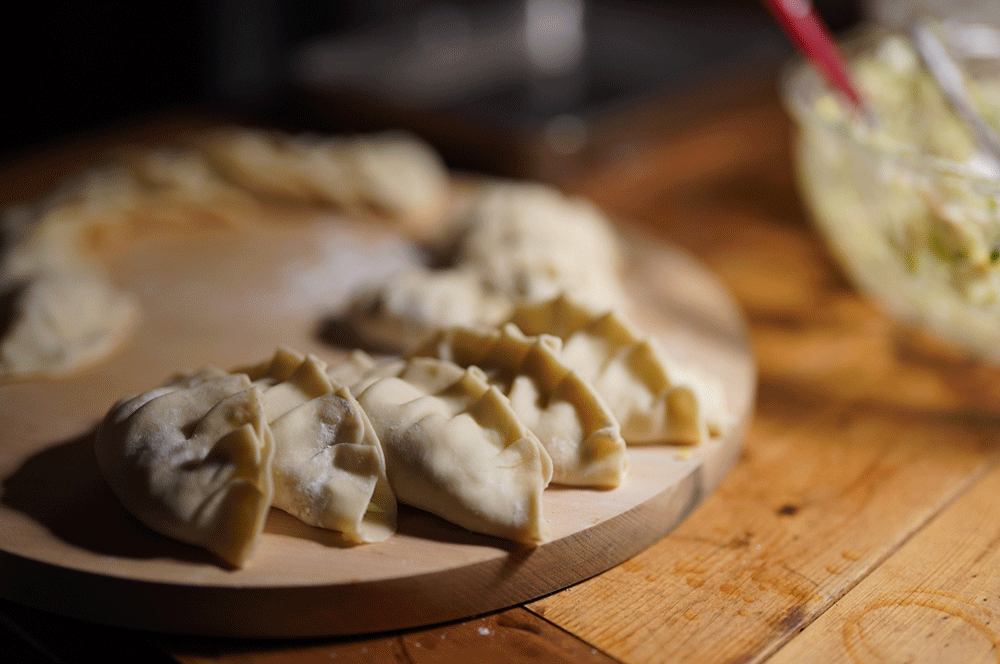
[1,428,527,565]
[0,429,212,565]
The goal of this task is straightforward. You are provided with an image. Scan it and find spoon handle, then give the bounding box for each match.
[912,19,1000,168]
[764,0,864,109]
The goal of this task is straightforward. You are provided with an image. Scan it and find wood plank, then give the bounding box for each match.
[0,597,179,663]
[527,375,1000,664]
[0,597,620,664]
[165,608,619,664]
[765,459,1000,664]
[527,94,1000,664]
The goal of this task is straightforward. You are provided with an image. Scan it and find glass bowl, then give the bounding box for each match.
[782,26,1000,360]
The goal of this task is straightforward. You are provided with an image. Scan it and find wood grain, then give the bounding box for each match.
[166,608,619,664]
[764,459,1000,663]
[527,96,1000,664]
[0,202,753,637]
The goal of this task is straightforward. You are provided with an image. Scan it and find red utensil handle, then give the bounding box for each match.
[764,0,864,109]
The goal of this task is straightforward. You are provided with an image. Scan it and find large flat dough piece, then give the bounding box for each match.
[0,210,754,638]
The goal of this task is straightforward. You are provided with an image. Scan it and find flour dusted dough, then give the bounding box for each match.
[94,371,274,568]
[270,387,395,543]
[351,356,553,544]
[414,324,627,488]
[240,349,396,544]
[509,295,729,445]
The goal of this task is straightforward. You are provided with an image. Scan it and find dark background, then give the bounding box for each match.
[3,0,864,165]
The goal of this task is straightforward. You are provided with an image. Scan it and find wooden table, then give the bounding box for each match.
[5,72,1000,664]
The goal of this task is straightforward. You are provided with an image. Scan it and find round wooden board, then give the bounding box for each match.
[0,210,755,638]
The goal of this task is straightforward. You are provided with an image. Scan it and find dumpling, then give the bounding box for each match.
[1,269,138,380]
[325,349,379,388]
[237,348,397,543]
[508,295,729,445]
[413,324,627,488]
[237,347,337,421]
[352,356,553,544]
[346,267,512,351]
[452,183,626,309]
[0,146,257,382]
[269,387,395,544]
[199,129,353,205]
[199,128,450,230]
[94,370,274,568]
[6,151,251,266]
[345,131,452,234]
[343,182,627,353]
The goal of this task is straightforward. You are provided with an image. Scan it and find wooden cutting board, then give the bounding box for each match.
[0,210,755,638]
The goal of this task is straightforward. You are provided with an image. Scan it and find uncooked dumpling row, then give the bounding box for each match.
[94,349,398,567]
[0,128,452,382]
[199,129,449,229]
[94,342,574,565]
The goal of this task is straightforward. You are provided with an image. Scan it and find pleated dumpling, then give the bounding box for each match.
[508,295,728,445]
[238,347,334,419]
[413,324,627,488]
[352,356,553,544]
[325,349,378,389]
[94,369,274,568]
[239,348,396,543]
